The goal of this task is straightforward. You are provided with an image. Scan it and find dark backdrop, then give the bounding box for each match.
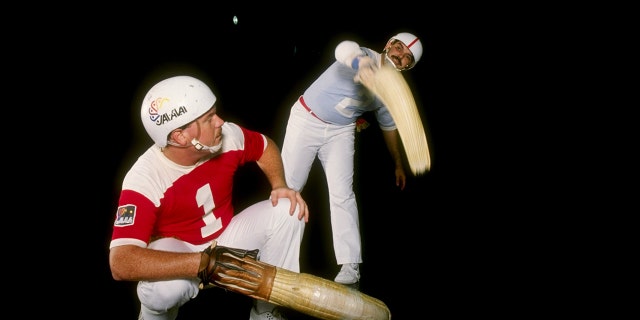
[24,7,517,319]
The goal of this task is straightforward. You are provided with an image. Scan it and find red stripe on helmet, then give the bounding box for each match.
[406,37,419,49]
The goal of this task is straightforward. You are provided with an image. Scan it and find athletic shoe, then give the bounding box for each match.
[334,263,360,284]
[249,306,287,320]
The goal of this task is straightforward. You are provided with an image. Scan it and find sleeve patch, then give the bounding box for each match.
[114,205,136,227]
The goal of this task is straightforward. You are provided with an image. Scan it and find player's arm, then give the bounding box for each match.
[381,129,407,190]
[110,245,201,281]
[335,40,378,87]
[255,136,308,222]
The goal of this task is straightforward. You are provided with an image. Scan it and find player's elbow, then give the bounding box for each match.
[109,256,126,281]
[111,270,125,281]
[109,246,134,281]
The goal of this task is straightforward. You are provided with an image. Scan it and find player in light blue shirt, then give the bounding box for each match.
[281,32,423,287]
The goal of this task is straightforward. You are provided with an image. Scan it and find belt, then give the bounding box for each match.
[299,96,328,123]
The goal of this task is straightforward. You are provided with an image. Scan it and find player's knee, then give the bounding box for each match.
[271,198,296,218]
[271,199,305,229]
[137,279,198,312]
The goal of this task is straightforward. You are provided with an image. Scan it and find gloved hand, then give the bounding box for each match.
[198,241,277,301]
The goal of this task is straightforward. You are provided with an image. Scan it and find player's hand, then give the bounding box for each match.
[270,187,309,223]
[198,241,276,301]
[395,167,407,190]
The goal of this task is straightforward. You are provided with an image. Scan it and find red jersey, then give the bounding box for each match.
[110,122,266,248]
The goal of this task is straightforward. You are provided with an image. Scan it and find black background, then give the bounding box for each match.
[20,7,536,319]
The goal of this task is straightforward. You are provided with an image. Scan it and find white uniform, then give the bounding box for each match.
[281,41,397,266]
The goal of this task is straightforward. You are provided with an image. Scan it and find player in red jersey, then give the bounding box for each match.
[109,75,308,320]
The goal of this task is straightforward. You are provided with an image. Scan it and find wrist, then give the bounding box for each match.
[351,56,361,70]
[198,242,215,286]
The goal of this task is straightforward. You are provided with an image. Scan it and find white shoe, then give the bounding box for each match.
[249,306,287,320]
[334,263,360,284]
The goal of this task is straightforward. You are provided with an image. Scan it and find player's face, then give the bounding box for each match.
[194,106,224,147]
[385,40,415,71]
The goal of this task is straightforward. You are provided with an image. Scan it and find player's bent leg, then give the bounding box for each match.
[216,198,304,320]
[258,198,305,272]
[138,238,203,320]
[217,198,305,272]
[137,278,200,320]
[253,199,304,319]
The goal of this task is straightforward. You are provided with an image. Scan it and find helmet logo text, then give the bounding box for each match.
[147,97,188,126]
[155,106,188,126]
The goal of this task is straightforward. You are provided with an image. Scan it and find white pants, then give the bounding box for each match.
[281,101,362,265]
[137,198,305,320]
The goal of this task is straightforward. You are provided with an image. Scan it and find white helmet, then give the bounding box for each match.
[389,32,423,70]
[141,75,217,147]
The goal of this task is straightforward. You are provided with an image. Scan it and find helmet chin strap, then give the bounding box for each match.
[167,121,222,154]
[191,138,222,154]
[190,120,222,153]
[165,138,221,154]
